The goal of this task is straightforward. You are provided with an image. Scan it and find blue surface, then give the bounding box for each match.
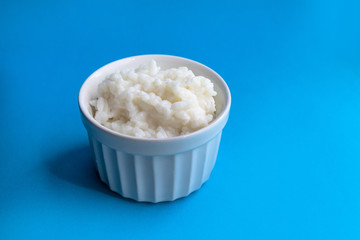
[1,0,360,239]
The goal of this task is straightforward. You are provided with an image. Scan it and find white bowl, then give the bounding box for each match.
[79,55,231,202]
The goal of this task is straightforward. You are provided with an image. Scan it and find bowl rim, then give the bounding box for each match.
[78,54,231,143]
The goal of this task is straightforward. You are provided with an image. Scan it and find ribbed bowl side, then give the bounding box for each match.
[88,132,222,203]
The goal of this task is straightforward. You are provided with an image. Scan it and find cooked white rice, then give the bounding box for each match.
[90,60,217,138]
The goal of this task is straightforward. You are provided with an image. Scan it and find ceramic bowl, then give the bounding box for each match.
[79,55,231,202]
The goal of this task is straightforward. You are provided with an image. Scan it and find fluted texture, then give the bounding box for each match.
[88,132,222,203]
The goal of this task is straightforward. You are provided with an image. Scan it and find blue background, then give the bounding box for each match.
[1,0,360,239]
